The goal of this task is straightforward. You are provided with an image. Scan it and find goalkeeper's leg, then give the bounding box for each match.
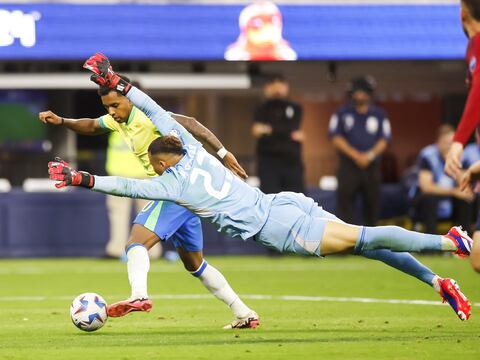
[320,221,471,255]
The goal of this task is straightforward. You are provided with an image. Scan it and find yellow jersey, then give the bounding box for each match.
[99,106,160,177]
[105,131,147,178]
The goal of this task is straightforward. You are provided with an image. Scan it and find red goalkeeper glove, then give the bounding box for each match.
[83,52,132,95]
[48,157,94,189]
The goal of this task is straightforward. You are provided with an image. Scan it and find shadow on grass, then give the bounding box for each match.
[61,329,462,348]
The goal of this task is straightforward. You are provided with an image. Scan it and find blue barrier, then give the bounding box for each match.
[0,189,269,257]
[0,189,108,257]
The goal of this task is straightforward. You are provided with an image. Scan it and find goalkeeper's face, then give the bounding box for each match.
[148,152,168,176]
[101,91,133,123]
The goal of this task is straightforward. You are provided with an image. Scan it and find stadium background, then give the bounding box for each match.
[1,2,479,360]
[0,0,471,257]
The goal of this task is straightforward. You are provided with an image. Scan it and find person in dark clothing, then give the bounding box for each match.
[252,75,305,194]
[329,76,391,226]
[412,124,475,234]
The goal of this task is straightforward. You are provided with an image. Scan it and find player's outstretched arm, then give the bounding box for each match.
[83,53,176,135]
[48,157,178,201]
[39,110,107,136]
[93,175,178,202]
[83,52,247,178]
[84,53,202,146]
[127,88,174,132]
[170,114,222,150]
[129,88,247,179]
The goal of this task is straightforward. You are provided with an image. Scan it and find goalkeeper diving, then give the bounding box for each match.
[49,53,474,322]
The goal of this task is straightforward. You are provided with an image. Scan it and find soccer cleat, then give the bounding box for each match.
[223,311,260,329]
[107,298,153,317]
[439,278,471,321]
[444,226,473,257]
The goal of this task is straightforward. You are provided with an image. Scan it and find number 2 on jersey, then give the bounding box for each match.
[190,151,233,200]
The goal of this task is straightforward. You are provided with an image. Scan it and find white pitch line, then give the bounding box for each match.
[0,294,478,308]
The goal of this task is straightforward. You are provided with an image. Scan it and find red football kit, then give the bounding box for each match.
[453,33,480,145]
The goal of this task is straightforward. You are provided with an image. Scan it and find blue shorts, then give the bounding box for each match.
[254,192,339,257]
[134,200,203,252]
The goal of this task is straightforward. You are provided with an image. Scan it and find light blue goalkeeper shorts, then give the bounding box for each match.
[254,192,339,256]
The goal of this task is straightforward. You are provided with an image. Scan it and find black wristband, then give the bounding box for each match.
[60,117,65,125]
[79,172,95,188]
[116,80,132,95]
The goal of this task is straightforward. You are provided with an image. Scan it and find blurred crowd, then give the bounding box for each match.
[251,74,480,237]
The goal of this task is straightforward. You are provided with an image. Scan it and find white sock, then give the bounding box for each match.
[193,261,251,318]
[441,236,457,251]
[432,275,442,293]
[127,244,150,300]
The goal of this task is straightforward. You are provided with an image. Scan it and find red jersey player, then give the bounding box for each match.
[445,0,480,177]
[446,0,480,272]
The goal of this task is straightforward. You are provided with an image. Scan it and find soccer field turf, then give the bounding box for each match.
[0,256,478,360]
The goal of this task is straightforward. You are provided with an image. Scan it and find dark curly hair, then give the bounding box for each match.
[463,0,480,21]
[148,135,184,156]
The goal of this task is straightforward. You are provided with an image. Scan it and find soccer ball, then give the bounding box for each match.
[70,293,108,332]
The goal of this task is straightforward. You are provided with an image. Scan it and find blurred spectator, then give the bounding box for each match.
[104,131,161,259]
[252,74,304,194]
[410,124,475,234]
[329,76,391,226]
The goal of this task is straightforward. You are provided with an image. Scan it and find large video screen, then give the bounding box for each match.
[0,2,467,60]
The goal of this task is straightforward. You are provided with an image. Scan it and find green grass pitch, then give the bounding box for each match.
[0,255,478,360]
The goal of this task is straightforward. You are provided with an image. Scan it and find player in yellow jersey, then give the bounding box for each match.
[38,79,259,329]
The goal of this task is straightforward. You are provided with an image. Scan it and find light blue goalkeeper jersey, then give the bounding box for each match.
[93,87,274,240]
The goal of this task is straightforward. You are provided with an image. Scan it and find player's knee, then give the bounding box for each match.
[183,257,204,272]
[128,224,159,250]
[125,241,144,252]
[186,258,208,277]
